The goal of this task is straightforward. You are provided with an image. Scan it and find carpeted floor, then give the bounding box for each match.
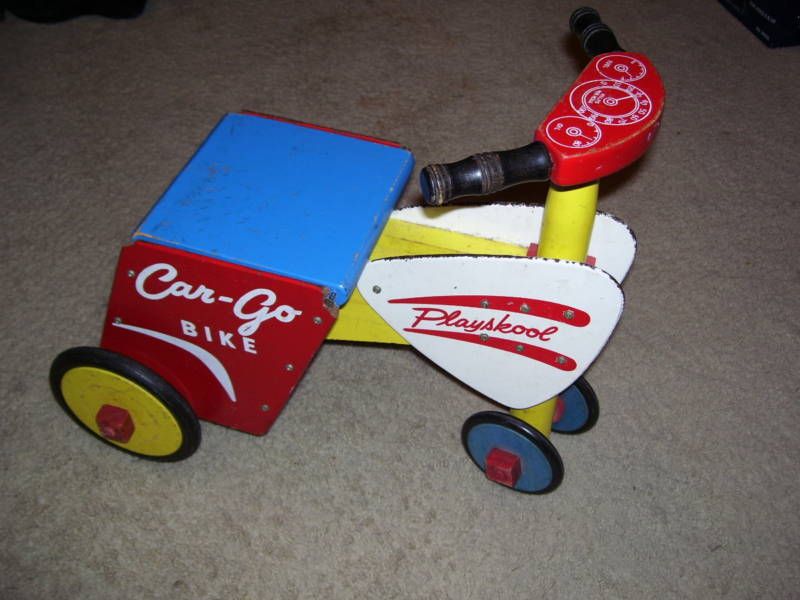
[1,1,798,598]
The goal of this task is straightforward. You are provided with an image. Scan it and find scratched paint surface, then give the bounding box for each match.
[133,112,414,306]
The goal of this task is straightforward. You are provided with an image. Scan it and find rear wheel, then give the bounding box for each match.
[50,347,200,461]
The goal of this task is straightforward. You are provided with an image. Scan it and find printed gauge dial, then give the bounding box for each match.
[570,80,652,126]
[595,54,647,82]
[545,116,602,149]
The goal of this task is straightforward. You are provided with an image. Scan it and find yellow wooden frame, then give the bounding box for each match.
[327,217,529,344]
[511,183,599,435]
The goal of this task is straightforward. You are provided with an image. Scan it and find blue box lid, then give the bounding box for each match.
[133,113,414,306]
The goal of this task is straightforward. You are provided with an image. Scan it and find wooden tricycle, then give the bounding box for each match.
[50,8,664,493]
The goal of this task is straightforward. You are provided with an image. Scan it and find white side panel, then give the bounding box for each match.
[391,204,637,283]
[358,255,623,409]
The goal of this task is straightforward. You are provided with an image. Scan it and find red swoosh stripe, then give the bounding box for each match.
[403,328,577,371]
[389,295,589,326]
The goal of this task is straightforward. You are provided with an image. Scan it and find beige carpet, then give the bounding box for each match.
[2,1,799,598]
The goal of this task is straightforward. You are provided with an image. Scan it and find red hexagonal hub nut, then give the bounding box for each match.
[553,395,566,424]
[95,404,135,443]
[485,447,522,488]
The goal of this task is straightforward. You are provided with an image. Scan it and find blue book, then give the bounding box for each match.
[134,112,415,306]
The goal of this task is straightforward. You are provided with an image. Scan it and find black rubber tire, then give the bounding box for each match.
[50,346,201,461]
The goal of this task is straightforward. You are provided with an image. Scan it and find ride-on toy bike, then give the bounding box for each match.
[50,8,664,493]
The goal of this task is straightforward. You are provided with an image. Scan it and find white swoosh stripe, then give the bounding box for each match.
[112,322,237,403]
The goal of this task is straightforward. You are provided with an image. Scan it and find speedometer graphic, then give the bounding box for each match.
[569,80,652,126]
[545,116,602,149]
[595,54,647,82]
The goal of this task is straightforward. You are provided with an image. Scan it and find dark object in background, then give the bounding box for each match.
[3,0,147,22]
[719,0,800,47]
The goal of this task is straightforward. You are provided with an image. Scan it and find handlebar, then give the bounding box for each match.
[420,142,551,207]
[569,6,624,57]
[420,6,663,206]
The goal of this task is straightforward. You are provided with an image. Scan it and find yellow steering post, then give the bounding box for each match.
[510,181,599,436]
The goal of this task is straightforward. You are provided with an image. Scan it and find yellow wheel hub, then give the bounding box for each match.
[60,366,184,457]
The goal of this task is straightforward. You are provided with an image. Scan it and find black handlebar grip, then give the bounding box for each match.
[420,141,552,206]
[569,7,624,57]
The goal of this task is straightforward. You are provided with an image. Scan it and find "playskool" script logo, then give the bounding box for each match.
[408,307,559,341]
[385,294,590,371]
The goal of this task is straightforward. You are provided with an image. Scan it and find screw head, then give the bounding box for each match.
[480,299,490,309]
[127,269,136,278]
[372,285,382,294]
[285,363,295,372]
[313,316,323,325]
[260,404,270,412]
[556,356,567,365]
[113,317,122,324]
[480,333,489,342]
[563,309,575,320]
[520,303,530,313]
[515,344,525,353]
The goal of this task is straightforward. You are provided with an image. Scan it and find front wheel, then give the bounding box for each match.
[551,376,599,435]
[462,411,563,493]
[50,347,201,461]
